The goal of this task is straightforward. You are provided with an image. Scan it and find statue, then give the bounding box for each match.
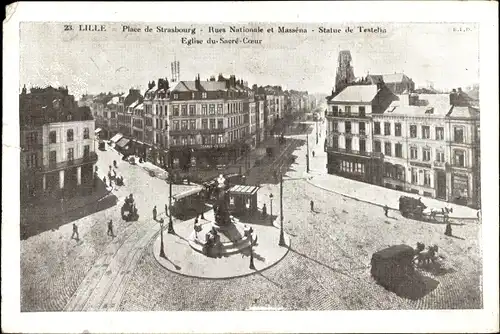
[213,174,231,227]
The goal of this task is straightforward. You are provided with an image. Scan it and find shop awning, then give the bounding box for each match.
[173,186,204,201]
[110,133,123,143]
[95,128,102,133]
[116,138,130,148]
[228,185,260,196]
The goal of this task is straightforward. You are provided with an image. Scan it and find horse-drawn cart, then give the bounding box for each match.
[399,196,427,220]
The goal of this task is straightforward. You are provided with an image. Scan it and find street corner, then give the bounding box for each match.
[151,219,291,279]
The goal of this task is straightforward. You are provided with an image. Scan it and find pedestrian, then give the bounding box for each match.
[477,209,481,222]
[71,223,79,240]
[103,176,107,186]
[383,205,389,217]
[153,205,157,221]
[107,219,114,237]
[444,222,452,236]
[310,200,314,212]
[312,150,315,157]
[262,204,267,217]
[200,210,205,220]
[194,214,199,226]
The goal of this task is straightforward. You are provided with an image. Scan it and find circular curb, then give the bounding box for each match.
[151,223,291,280]
[306,177,478,221]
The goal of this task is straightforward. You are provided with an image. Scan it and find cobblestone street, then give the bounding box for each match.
[21,128,483,312]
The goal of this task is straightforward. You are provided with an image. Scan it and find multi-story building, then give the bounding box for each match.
[143,78,170,166]
[255,96,266,146]
[20,86,98,200]
[103,95,119,139]
[326,83,480,208]
[168,74,253,169]
[117,88,142,137]
[325,83,396,184]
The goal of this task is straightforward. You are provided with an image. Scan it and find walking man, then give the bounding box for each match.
[153,205,157,221]
[312,150,315,157]
[107,219,114,237]
[383,205,389,217]
[71,223,79,240]
[194,214,199,226]
[310,200,314,212]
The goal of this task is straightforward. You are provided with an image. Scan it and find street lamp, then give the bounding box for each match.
[159,218,166,258]
[278,172,286,246]
[269,193,274,224]
[167,156,175,235]
[316,118,319,144]
[306,132,310,173]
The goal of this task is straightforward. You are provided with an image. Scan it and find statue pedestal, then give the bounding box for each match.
[188,219,257,257]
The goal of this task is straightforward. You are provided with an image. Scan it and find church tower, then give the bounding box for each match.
[334,50,356,94]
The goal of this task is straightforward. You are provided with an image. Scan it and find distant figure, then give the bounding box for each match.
[107,219,114,237]
[71,223,79,240]
[262,204,267,217]
[165,204,169,217]
[477,209,481,222]
[153,205,157,221]
[312,150,315,157]
[444,222,452,236]
[200,210,205,220]
[310,200,314,212]
[113,160,117,168]
[383,205,389,217]
[103,176,107,186]
[194,215,199,226]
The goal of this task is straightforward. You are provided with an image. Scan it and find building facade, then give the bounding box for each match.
[325,84,395,184]
[20,86,98,200]
[326,84,480,208]
[168,74,253,169]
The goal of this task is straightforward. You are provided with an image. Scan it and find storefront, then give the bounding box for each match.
[451,171,470,206]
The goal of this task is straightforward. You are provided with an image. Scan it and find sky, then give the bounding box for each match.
[19,22,480,98]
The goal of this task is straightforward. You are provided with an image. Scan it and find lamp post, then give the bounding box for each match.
[278,172,286,246]
[306,132,310,173]
[159,218,166,258]
[167,153,175,234]
[316,118,319,144]
[269,193,274,224]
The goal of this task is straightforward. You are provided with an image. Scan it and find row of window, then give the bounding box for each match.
[102,111,116,119]
[332,121,366,134]
[331,105,366,117]
[172,91,248,100]
[334,120,467,143]
[170,127,248,146]
[171,102,244,117]
[331,137,366,153]
[48,145,91,165]
[49,128,90,144]
[339,160,366,175]
[411,168,432,187]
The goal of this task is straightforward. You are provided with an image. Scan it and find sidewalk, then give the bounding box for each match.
[307,173,479,220]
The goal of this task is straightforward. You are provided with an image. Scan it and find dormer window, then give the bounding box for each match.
[174,94,179,100]
[202,92,207,99]
[67,114,73,121]
[191,92,195,99]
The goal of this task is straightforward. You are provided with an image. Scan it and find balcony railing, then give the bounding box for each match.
[326,112,369,119]
[325,146,379,158]
[41,152,98,173]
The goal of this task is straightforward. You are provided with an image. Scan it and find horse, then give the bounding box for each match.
[415,245,439,265]
[423,206,453,220]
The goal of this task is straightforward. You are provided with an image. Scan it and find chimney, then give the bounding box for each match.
[195,74,201,90]
[449,89,457,106]
[398,93,409,106]
[218,73,224,82]
[230,75,236,87]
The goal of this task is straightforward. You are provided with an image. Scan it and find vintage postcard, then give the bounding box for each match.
[2,2,499,333]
